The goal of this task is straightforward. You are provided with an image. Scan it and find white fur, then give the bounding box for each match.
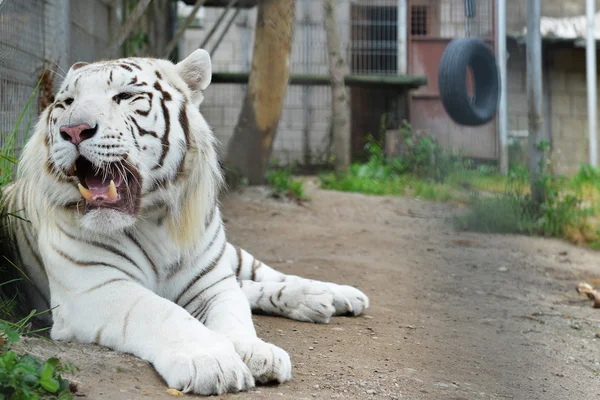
[3,49,369,396]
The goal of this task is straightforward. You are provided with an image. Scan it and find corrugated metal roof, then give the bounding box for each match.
[522,13,600,40]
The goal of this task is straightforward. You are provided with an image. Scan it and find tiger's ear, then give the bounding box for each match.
[175,49,212,105]
[67,61,89,75]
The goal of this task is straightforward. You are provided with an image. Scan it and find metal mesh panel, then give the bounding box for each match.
[0,0,46,150]
[410,0,494,39]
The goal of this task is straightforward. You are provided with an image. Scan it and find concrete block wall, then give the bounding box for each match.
[505,41,599,176]
[547,47,597,176]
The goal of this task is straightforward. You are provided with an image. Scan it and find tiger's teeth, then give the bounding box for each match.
[78,184,94,202]
[108,180,118,201]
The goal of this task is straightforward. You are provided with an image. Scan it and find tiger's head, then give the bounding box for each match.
[19,49,221,247]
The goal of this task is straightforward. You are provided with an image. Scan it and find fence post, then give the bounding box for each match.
[526,0,545,204]
[496,0,508,175]
[397,0,407,75]
[587,0,597,167]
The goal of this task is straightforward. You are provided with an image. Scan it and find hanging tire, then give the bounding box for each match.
[438,37,500,127]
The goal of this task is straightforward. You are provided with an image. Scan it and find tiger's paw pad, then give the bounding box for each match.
[233,338,292,384]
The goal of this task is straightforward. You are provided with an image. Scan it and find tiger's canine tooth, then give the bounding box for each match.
[108,180,118,201]
[77,183,94,202]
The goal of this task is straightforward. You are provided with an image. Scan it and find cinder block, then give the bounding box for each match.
[551,94,572,115]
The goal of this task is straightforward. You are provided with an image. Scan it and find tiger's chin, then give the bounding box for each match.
[79,208,137,235]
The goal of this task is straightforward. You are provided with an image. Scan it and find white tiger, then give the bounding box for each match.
[1,49,369,395]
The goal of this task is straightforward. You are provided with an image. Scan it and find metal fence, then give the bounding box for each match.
[0,0,48,149]
[0,0,174,155]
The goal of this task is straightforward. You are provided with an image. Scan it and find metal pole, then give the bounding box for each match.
[587,0,598,167]
[163,0,207,59]
[200,0,238,49]
[497,0,508,175]
[210,8,241,56]
[107,0,153,55]
[397,0,407,74]
[526,0,545,204]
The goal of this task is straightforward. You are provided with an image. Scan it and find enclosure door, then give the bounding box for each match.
[408,0,497,161]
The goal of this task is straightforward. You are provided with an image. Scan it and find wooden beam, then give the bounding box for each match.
[211,72,428,88]
[108,0,153,55]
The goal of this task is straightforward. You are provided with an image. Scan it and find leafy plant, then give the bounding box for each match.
[0,76,77,400]
[0,313,76,400]
[266,162,307,201]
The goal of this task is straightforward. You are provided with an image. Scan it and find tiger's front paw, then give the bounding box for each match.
[278,283,336,324]
[328,283,370,316]
[154,342,255,395]
[232,338,292,384]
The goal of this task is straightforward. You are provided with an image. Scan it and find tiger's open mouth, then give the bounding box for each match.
[74,157,141,215]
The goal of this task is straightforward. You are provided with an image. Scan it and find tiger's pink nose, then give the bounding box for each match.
[59,124,97,145]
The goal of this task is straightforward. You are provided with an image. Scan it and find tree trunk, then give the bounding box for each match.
[323,0,350,174]
[224,0,295,186]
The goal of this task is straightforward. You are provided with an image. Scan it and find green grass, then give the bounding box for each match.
[0,78,76,399]
[266,164,308,201]
[319,123,600,248]
[0,312,75,400]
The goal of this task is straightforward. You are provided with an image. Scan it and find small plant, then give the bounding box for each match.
[266,162,307,201]
[0,314,76,400]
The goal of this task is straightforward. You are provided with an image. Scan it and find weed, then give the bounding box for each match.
[321,118,600,248]
[266,162,307,201]
[0,313,76,400]
[0,78,77,399]
[319,124,462,200]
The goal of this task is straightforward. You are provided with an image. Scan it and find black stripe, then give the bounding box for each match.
[178,100,190,148]
[122,61,142,70]
[202,223,222,253]
[277,286,285,300]
[269,296,281,311]
[175,241,227,304]
[130,116,158,137]
[10,217,50,310]
[182,273,234,310]
[125,231,159,278]
[135,109,150,116]
[194,292,220,323]
[58,225,146,278]
[84,278,128,294]
[52,245,141,282]
[122,296,144,341]
[235,247,243,277]
[119,64,133,72]
[251,258,262,281]
[153,87,172,170]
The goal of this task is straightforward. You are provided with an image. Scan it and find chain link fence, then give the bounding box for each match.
[0,0,174,154]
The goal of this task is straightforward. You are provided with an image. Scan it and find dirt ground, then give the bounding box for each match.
[17,179,600,399]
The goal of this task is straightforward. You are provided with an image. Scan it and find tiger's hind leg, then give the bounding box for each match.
[230,245,369,323]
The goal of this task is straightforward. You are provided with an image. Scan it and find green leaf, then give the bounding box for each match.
[41,362,54,381]
[39,377,60,393]
[46,358,60,368]
[6,329,20,344]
